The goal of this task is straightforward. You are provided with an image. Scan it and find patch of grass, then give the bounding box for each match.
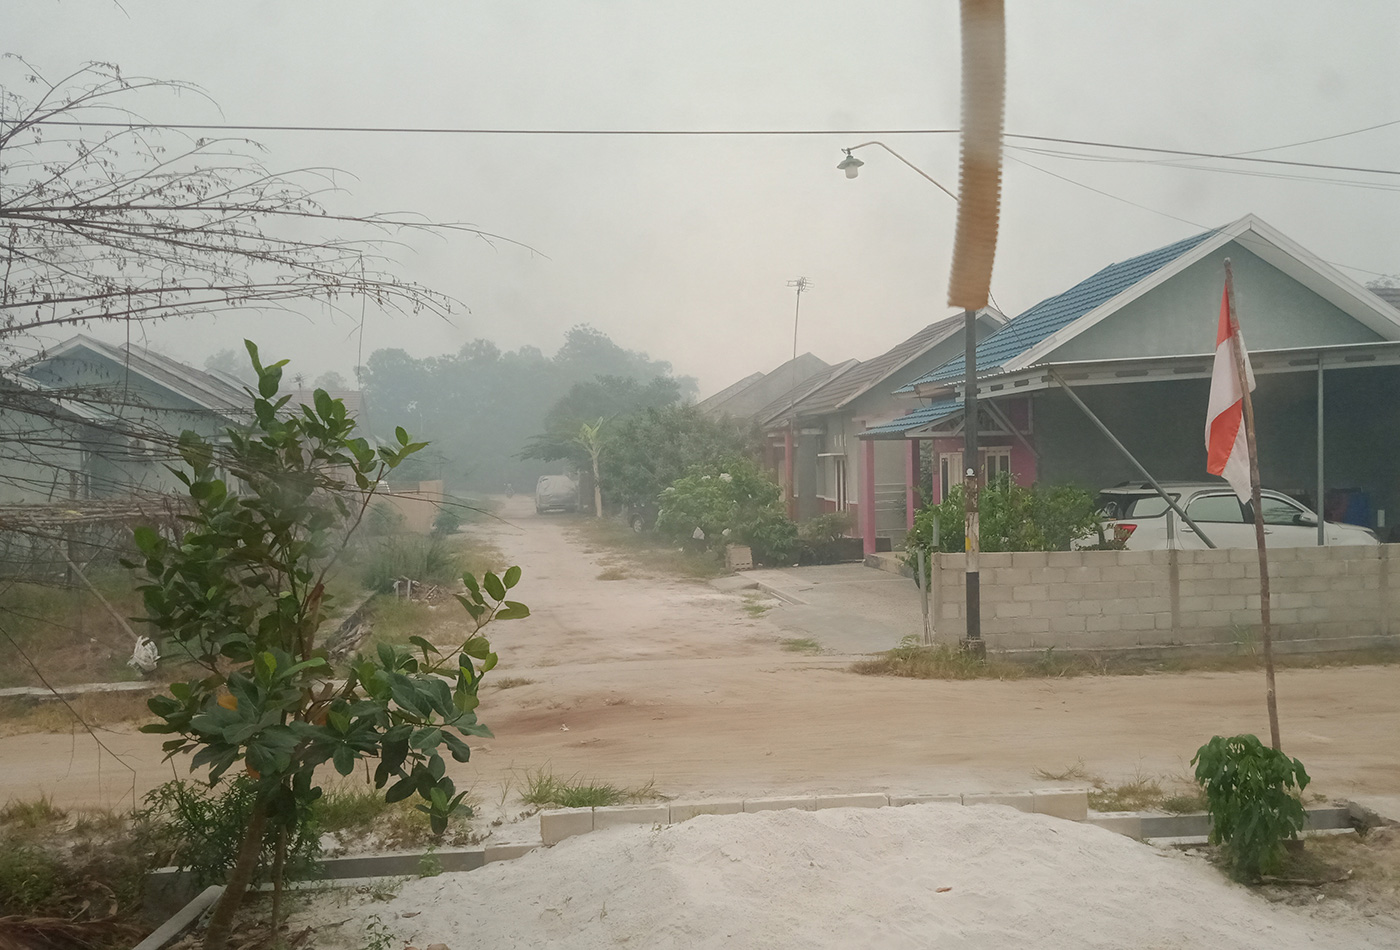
[596,567,629,581]
[446,530,507,581]
[853,640,1028,680]
[1033,761,1092,783]
[313,785,478,849]
[569,518,724,580]
[0,794,68,830]
[313,788,392,834]
[356,534,461,593]
[492,676,537,690]
[518,769,666,809]
[363,596,436,650]
[0,845,63,913]
[742,593,774,618]
[780,637,822,654]
[1088,775,1165,812]
[855,639,1400,681]
[1160,791,1209,814]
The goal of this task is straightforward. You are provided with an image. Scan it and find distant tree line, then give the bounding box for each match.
[360,325,698,491]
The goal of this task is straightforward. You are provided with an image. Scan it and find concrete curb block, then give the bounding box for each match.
[752,582,806,606]
[144,842,544,919]
[133,885,223,950]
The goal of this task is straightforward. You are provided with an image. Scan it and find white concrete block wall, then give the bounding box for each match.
[928,544,1399,654]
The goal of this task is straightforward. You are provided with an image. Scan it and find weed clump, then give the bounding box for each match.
[519,769,665,809]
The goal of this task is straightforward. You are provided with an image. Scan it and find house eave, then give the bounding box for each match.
[945,339,1400,401]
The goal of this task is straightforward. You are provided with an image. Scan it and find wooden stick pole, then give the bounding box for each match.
[1224,259,1281,751]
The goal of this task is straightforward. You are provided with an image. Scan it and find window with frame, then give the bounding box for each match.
[983,448,1011,481]
[1186,493,1245,523]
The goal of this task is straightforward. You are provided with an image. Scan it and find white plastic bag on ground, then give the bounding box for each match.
[128,636,160,674]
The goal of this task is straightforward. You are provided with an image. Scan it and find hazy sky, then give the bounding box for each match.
[10,1,1400,396]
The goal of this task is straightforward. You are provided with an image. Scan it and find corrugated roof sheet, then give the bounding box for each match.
[898,229,1217,392]
[861,399,963,437]
[780,314,966,420]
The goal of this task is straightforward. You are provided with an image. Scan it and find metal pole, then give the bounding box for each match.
[1317,356,1325,546]
[1048,369,1217,548]
[1225,259,1281,752]
[963,307,982,652]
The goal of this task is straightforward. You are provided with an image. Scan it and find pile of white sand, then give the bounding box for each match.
[300,804,1392,949]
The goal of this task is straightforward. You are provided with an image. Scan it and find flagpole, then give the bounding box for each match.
[1223,258,1281,751]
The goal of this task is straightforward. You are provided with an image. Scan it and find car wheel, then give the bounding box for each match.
[629,513,645,534]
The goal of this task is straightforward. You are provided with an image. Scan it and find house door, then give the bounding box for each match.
[938,452,963,502]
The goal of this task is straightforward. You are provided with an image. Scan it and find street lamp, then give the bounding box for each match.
[839,142,984,650]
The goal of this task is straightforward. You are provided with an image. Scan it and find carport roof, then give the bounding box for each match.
[860,338,1400,439]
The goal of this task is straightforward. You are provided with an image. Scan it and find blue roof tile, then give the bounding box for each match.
[896,228,1218,392]
[861,399,963,437]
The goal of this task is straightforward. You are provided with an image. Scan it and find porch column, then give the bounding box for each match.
[905,438,919,530]
[862,436,877,556]
[784,425,796,521]
[1317,358,1325,546]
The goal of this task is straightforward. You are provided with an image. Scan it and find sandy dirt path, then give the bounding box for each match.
[1,494,1397,813]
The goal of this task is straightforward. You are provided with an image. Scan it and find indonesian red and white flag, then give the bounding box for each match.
[1205,285,1256,501]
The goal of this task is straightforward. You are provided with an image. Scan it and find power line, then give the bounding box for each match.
[7,118,1400,178]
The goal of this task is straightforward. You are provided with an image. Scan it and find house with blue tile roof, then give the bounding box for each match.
[755,311,1003,541]
[861,214,1400,550]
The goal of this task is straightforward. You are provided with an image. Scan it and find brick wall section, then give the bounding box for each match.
[929,544,1400,654]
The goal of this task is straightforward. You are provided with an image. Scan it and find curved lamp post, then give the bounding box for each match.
[839,142,985,647]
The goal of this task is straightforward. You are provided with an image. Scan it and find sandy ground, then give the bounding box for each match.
[1,493,1398,820]
[288,804,1400,949]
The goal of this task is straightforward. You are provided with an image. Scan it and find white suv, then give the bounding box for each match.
[1091,482,1378,550]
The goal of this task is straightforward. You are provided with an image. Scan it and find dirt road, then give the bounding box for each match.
[2,495,1397,813]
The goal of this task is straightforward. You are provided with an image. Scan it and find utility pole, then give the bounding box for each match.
[963,307,983,653]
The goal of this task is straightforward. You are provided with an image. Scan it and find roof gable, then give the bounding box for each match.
[35,335,246,418]
[782,310,1003,421]
[900,229,1214,392]
[755,359,860,428]
[700,353,831,420]
[904,215,1400,394]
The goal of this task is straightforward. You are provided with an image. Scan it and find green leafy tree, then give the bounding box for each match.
[129,342,529,949]
[1192,735,1311,880]
[655,457,796,564]
[365,327,694,492]
[600,404,761,512]
[521,374,684,467]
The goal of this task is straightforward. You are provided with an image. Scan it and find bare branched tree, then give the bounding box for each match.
[0,55,523,348]
[0,55,523,571]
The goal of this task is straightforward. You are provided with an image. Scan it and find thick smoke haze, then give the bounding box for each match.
[8,1,1399,396]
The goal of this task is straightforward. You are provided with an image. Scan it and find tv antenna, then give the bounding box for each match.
[786,277,813,363]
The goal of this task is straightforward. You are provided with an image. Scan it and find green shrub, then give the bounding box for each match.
[140,777,321,888]
[905,475,1099,576]
[357,535,460,592]
[0,845,62,913]
[1192,734,1310,879]
[654,457,796,565]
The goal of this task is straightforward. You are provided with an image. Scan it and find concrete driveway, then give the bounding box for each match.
[714,562,926,654]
